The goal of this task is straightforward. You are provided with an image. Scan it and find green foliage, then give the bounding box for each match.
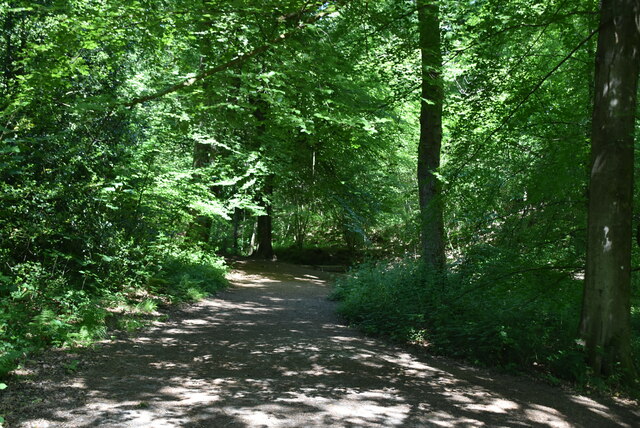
[274,245,360,266]
[331,260,431,340]
[0,0,636,395]
[151,246,228,302]
[333,258,638,390]
[0,0,237,377]
[0,242,227,377]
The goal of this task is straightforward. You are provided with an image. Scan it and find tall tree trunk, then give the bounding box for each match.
[417,0,445,275]
[249,90,275,259]
[188,0,217,244]
[232,208,241,254]
[252,182,275,259]
[580,0,640,377]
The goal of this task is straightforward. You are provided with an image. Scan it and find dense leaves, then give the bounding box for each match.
[0,0,638,394]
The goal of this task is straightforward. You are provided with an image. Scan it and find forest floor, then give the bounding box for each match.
[1,260,639,427]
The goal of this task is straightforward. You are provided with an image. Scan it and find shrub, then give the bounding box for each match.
[0,242,227,378]
[332,257,636,389]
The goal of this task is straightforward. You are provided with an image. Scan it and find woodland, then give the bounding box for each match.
[0,0,639,401]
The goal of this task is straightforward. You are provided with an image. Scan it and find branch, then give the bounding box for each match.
[359,6,417,42]
[445,10,597,65]
[447,26,600,182]
[367,9,596,113]
[123,7,329,108]
[489,28,598,137]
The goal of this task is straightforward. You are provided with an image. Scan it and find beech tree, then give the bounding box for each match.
[2,0,639,390]
[417,0,445,276]
[580,0,640,376]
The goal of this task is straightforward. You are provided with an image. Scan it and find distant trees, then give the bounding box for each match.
[580,0,640,377]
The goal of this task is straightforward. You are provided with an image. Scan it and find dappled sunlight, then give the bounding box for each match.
[279,363,346,377]
[523,404,572,428]
[291,275,327,285]
[263,389,412,427]
[465,397,519,414]
[7,261,638,427]
[568,395,635,427]
[423,410,484,427]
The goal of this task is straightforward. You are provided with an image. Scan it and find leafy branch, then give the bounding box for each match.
[447,26,600,183]
[124,3,334,108]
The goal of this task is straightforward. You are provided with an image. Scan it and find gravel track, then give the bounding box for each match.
[1,260,638,427]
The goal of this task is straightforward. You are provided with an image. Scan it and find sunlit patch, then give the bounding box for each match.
[293,275,326,285]
[280,363,345,377]
[10,262,637,427]
[466,398,519,414]
[569,396,633,427]
[603,226,612,252]
[524,404,570,428]
[176,390,222,405]
[423,410,483,427]
[254,389,411,426]
[181,318,209,325]
[148,361,191,369]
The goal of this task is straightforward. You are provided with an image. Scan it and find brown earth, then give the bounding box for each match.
[1,260,638,427]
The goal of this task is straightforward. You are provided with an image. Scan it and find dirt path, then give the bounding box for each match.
[2,260,638,427]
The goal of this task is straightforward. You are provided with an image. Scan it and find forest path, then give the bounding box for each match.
[3,260,639,427]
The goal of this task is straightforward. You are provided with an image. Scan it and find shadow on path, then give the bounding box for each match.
[3,260,639,427]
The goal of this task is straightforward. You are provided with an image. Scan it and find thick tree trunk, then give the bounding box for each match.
[232,208,241,254]
[417,0,445,275]
[187,1,219,245]
[251,182,275,259]
[580,0,640,377]
[249,92,275,259]
[254,204,275,259]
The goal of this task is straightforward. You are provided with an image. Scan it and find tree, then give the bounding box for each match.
[250,92,275,259]
[417,0,445,275]
[580,0,640,377]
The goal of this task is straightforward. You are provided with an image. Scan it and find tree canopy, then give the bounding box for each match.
[1,0,639,393]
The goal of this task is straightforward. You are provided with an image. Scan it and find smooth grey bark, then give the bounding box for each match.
[580,0,640,377]
[417,0,445,275]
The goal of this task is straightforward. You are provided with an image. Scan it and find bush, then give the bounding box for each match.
[150,245,228,302]
[332,257,636,388]
[331,259,430,340]
[275,245,359,266]
[0,242,227,378]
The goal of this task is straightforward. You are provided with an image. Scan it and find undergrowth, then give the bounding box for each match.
[274,245,360,266]
[0,243,227,378]
[331,258,640,397]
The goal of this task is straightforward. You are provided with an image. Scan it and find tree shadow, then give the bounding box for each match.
[4,261,638,427]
